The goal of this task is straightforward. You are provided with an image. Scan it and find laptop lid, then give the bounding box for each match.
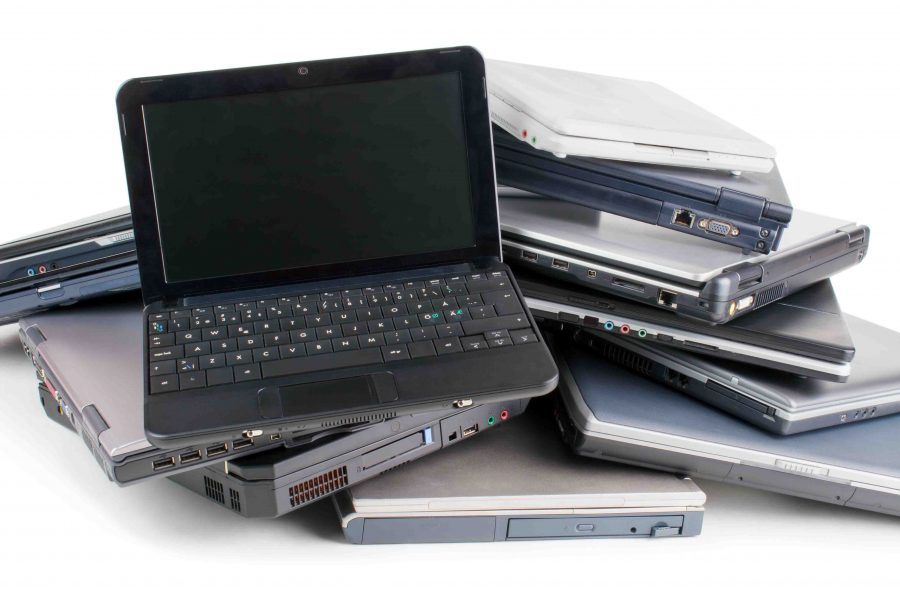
[486,59,775,160]
[556,340,900,494]
[500,197,854,285]
[345,407,705,514]
[117,47,500,305]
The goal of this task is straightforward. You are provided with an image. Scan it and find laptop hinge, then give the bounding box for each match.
[82,405,110,442]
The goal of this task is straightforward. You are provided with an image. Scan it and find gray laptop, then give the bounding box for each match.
[334,406,705,544]
[18,296,296,484]
[500,191,868,324]
[571,314,900,435]
[552,336,900,517]
[168,400,529,518]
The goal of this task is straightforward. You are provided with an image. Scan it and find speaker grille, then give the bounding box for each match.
[288,466,349,507]
[204,476,225,505]
[319,412,396,428]
[755,283,786,308]
[229,488,241,513]
[590,337,653,376]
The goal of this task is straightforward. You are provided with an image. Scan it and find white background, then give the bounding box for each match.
[1,0,899,596]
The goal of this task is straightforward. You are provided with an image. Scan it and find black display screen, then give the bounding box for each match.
[142,73,475,284]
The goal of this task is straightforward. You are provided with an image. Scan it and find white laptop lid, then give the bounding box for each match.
[486,59,775,161]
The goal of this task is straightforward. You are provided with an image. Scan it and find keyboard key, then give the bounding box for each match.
[280,318,305,330]
[316,326,341,339]
[462,336,488,351]
[211,339,237,353]
[482,290,523,315]
[392,315,419,329]
[206,367,234,387]
[253,320,279,334]
[466,278,510,292]
[469,306,497,320]
[150,375,178,394]
[488,337,514,348]
[261,347,385,379]
[367,319,395,333]
[234,364,261,383]
[436,323,463,338]
[306,314,331,327]
[342,322,368,336]
[264,332,290,346]
[334,336,360,352]
[462,314,530,335]
[175,330,201,344]
[410,326,437,341]
[435,337,463,355]
[185,342,210,356]
[382,345,410,362]
[191,307,212,316]
[252,347,279,362]
[461,295,483,307]
[510,329,539,344]
[150,346,183,362]
[333,311,357,325]
[295,301,318,315]
[279,344,306,359]
[484,329,508,340]
[237,335,263,350]
[290,328,316,343]
[408,340,436,359]
[444,308,468,322]
[150,360,176,376]
[357,307,383,320]
[418,311,445,326]
[149,312,169,321]
[149,333,174,347]
[199,354,225,369]
[177,358,198,372]
[226,351,251,366]
[384,329,412,345]
[202,327,226,340]
[433,297,459,310]
[179,372,206,390]
[228,324,254,337]
[193,315,215,328]
[382,304,408,318]
[149,320,167,334]
[306,340,333,355]
[355,332,384,348]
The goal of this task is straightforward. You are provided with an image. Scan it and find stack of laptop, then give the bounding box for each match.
[7,49,898,546]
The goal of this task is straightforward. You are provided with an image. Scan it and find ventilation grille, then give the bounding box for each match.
[229,488,241,513]
[591,338,653,376]
[204,476,225,505]
[319,412,396,429]
[754,283,786,309]
[288,466,349,507]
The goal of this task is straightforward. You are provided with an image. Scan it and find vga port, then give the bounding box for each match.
[703,219,733,237]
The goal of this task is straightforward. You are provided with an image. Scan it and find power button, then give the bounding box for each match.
[575,523,595,532]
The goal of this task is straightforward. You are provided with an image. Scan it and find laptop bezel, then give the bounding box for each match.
[117,46,500,305]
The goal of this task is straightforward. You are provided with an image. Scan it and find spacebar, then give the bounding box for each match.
[261,348,385,379]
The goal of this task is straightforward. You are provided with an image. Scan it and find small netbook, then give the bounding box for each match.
[334,406,705,544]
[19,297,307,485]
[552,336,900,518]
[169,400,529,518]
[486,59,776,173]
[116,47,558,449]
[571,314,900,435]
[520,273,855,382]
[0,208,139,324]
[501,192,867,323]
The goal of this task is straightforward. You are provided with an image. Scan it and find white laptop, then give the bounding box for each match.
[486,59,775,173]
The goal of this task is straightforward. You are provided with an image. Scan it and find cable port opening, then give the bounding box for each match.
[462,424,480,437]
[180,450,202,464]
[270,433,282,441]
[657,290,678,308]
[612,278,645,293]
[152,457,176,471]
[619,324,631,335]
[487,416,496,425]
[500,410,510,421]
[672,209,696,228]
[551,258,569,271]
[233,438,254,451]
[521,250,538,262]
[586,269,598,279]
[206,443,228,458]
[604,321,615,331]
[665,369,690,390]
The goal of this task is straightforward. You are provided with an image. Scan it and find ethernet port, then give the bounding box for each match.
[657,289,678,309]
[672,209,696,228]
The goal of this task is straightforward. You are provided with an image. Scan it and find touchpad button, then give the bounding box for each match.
[257,373,398,419]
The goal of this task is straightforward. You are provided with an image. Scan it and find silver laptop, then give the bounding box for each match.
[500,193,868,324]
[552,336,900,517]
[486,59,775,173]
[335,406,705,544]
[572,313,900,435]
[18,296,298,484]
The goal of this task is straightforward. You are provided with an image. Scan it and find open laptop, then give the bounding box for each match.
[334,406,705,544]
[19,296,315,485]
[169,400,529,518]
[116,47,558,449]
[0,208,139,324]
[571,314,900,435]
[552,336,900,518]
[494,130,791,254]
[521,274,855,382]
[500,193,868,323]
[486,59,775,173]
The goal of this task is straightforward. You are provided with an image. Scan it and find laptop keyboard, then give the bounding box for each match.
[146,270,539,394]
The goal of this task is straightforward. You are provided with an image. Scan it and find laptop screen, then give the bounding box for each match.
[142,73,475,284]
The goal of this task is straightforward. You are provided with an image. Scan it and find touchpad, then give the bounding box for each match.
[257,373,398,419]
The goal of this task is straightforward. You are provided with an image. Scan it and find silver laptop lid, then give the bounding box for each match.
[500,196,856,284]
[19,296,149,460]
[347,408,705,513]
[557,339,900,488]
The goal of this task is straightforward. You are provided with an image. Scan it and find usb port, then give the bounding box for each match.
[551,258,569,271]
[206,443,228,458]
[270,433,282,441]
[521,250,538,262]
[179,450,202,464]
[233,438,254,451]
[462,424,479,437]
[152,457,176,471]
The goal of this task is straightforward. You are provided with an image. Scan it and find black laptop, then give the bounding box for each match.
[116,47,559,449]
